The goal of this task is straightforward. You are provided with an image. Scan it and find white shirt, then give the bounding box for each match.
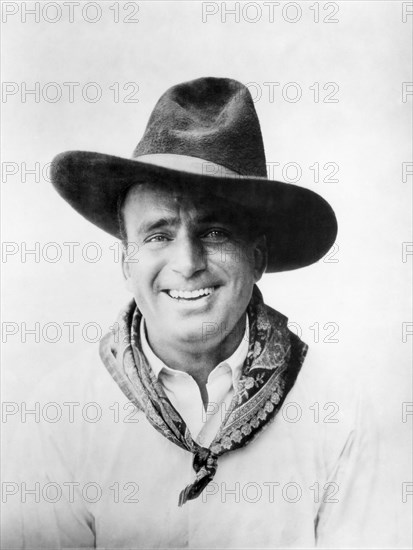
[3,345,399,549]
[140,316,249,447]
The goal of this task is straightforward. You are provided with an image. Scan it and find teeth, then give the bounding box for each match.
[168,287,214,299]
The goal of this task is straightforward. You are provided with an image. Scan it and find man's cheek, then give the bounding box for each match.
[125,275,135,294]
[130,280,151,310]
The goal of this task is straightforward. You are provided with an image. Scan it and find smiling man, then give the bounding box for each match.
[5,77,384,549]
[120,183,266,403]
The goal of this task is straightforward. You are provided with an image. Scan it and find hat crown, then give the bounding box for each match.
[133,77,267,178]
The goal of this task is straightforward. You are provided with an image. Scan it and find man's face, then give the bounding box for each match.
[122,184,266,351]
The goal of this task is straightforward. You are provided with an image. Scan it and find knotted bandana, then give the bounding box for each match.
[99,286,308,506]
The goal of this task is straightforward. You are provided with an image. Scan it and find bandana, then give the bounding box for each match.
[99,285,308,506]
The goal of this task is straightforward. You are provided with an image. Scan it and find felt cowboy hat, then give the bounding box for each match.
[51,76,337,272]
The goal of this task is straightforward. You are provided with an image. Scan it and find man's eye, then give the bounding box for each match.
[202,229,229,241]
[145,234,170,243]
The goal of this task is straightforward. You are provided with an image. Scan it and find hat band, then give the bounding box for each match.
[136,154,240,177]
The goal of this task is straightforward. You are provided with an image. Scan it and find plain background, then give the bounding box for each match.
[1,1,412,546]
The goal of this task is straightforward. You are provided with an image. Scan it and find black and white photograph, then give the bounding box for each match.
[1,1,412,548]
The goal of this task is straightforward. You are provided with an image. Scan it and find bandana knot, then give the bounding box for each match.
[178,448,218,506]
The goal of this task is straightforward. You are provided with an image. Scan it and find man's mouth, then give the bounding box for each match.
[165,286,217,300]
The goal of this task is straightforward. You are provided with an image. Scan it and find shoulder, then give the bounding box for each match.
[291,344,360,410]
[286,344,376,469]
[22,343,135,454]
[34,342,126,405]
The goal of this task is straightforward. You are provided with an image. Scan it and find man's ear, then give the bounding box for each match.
[253,234,268,282]
[121,248,134,292]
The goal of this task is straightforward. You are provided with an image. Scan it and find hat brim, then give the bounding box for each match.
[51,151,338,273]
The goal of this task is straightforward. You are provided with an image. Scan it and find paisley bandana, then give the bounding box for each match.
[99,285,308,506]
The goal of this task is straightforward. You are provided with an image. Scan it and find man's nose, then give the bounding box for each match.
[169,235,207,278]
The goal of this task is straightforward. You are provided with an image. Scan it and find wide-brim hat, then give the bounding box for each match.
[51,77,337,272]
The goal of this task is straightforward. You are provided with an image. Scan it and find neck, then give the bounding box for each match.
[145,314,247,389]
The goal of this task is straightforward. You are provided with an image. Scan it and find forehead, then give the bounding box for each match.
[122,183,242,226]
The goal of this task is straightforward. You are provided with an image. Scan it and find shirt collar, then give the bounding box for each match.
[140,315,249,387]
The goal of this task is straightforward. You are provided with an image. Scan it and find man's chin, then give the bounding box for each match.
[166,322,211,345]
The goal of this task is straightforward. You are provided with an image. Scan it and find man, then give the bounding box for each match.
[5,77,384,548]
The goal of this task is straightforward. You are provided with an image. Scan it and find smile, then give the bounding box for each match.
[166,287,216,300]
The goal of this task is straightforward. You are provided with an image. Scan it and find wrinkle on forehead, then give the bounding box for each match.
[125,183,228,222]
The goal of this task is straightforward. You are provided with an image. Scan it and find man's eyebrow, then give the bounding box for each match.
[136,211,236,234]
[195,212,234,225]
[138,217,179,234]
